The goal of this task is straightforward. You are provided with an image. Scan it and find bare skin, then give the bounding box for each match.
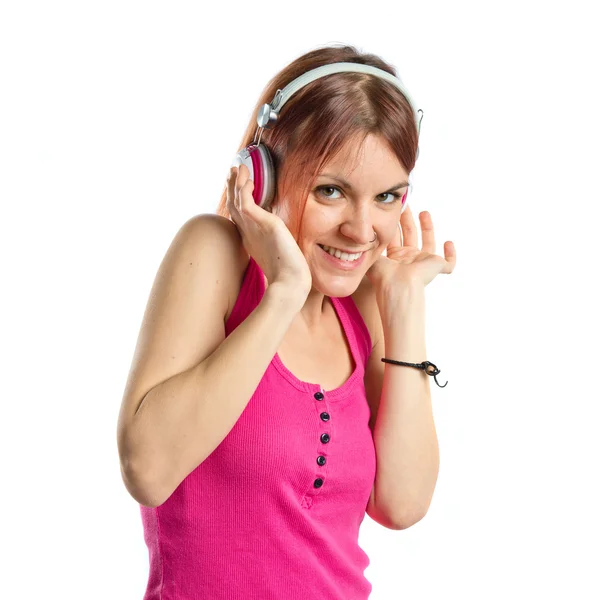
[269,132,409,336]
[227,132,409,389]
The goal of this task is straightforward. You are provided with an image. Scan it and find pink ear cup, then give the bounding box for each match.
[255,144,275,208]
[400,189,410,214]
[248,145,264,205]
[232,144,276,209]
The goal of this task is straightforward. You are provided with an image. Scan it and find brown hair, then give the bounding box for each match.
[215,43,419,242]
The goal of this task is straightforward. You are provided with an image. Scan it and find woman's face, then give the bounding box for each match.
[275,132,410,297]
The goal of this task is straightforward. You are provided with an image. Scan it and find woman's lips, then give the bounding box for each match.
[317,244,367,270]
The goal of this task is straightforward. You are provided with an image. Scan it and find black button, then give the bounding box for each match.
[314,392,324,400]
[320,433,330,443]
[314,478,324,488]
[320,412,330,421]
[317,456,326,466]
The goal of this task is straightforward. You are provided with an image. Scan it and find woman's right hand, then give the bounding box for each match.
[226,164,313,300]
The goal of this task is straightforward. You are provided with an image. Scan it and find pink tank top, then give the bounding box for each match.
[140,256,377,599]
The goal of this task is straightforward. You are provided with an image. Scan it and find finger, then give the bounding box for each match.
[400,204,419,247]
[387,220,403,252]
[226,166,241,220]
[443,240,456,273]
[226,166,236,209]
[240,178,256,216]
[237,164,256,215]
[420,211,436,254]
[235,164,247,212]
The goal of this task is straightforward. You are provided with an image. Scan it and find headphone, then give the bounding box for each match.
[231,61,424,213]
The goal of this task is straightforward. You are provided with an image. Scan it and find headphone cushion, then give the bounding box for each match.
[232,144,276,208]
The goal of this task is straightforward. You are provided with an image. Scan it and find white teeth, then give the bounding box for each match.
[320,244,362,262]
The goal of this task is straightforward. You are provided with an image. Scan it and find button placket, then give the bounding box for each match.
[313,387,329,489]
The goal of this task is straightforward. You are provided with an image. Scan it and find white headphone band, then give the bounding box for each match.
[256,62,423,134]
[254,62,423,162]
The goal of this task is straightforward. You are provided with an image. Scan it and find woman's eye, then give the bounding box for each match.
[317,186,341,199]
[378,192,398,203]
[316,185,401,205]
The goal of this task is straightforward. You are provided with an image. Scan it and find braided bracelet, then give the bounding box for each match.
[381,359,448,388]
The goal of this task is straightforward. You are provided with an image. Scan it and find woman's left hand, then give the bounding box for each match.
[365,204,456,292]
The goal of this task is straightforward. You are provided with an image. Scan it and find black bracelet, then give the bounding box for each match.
[381,359,448,388]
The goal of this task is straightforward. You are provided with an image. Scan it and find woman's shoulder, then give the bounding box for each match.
[180,214,249,324]
[205,215,251,322]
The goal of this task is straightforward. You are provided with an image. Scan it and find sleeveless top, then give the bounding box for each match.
[140,256,377,599]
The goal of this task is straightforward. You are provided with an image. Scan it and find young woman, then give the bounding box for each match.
[117,43,456,599]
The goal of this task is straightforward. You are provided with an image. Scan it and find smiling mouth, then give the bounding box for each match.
[317,243,365,260]
[318,243,366,253]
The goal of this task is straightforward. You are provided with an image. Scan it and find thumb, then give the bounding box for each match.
[364,254,386,288]
[387,220,403,253]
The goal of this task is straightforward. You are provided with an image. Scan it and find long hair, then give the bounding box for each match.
[215,43,419,242]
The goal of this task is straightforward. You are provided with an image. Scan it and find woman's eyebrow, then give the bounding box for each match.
[318,174,409,191]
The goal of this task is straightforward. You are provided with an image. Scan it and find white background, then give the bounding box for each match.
[1,1,599,598]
